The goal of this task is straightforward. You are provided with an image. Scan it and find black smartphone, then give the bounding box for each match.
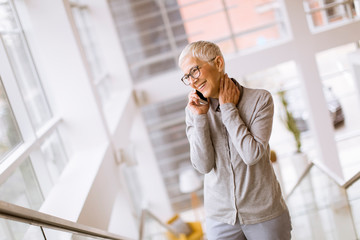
[196,90,208,105]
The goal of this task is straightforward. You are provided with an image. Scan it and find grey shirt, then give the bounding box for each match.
[185,81,287,225]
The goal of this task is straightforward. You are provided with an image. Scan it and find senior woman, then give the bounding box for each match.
[179,40,292,240]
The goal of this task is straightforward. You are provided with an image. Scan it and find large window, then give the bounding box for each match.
[0,0,52,131]
[0,158,43,210]
[303,0,360,31]
[109,0,290,83]
[69,0,117,106]
[0,0,67,208]
[0,0,69,237]
[0,79,22,161]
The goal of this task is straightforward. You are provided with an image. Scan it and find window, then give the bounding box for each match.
[303,0,360,31]
[0,0,52,131]
[69,0,116,106]
[0,0,68,214]
[39,131,68,185]
[0,158,43,210]
[0,157,44,239]
[0,78,22,161]
[108,0,289,83]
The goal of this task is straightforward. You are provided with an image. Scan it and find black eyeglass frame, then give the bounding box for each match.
[180,57,216,86]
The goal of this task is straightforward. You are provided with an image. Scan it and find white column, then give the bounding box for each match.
[284,0,344,179]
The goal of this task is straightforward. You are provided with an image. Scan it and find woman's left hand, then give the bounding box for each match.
[219,74,240,105]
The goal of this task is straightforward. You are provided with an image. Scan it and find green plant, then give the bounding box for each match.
[278,90,302,153]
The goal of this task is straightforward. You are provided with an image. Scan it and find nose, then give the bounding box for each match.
[189,76,199,85]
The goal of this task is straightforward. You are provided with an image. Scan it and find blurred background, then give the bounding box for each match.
[0,0,360,239]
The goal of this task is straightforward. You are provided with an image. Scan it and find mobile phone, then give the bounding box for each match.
[196,90,208,105]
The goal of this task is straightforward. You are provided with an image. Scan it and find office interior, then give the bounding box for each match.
[0,0,360,239]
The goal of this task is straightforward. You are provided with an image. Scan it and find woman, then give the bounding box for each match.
[179,40,292,240]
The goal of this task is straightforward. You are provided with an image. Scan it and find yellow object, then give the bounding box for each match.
[270,149,277,163]
[166,215,203,240]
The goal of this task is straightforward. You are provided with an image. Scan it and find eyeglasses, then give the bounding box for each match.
[181,66,201,86]
[180,57,216,86]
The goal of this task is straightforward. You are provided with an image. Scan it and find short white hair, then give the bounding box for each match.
[178,41,224,67]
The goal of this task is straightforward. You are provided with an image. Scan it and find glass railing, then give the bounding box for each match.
[139,209,177,240]
[0,201,133,240]
[137,161,360,240]
[138,208,205,240]
[286,163,360,240]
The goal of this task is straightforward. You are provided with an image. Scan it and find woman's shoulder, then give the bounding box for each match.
[242,86,272,101]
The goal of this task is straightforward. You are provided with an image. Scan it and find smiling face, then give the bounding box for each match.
[181,55,224,99]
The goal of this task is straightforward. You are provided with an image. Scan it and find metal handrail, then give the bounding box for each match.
[0,201,133,240]
[285,159,360,200]
[343,171,360,189]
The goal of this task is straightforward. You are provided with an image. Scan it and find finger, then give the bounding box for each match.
[224,74,230,90]
[188,90,199,100]
[189,94,203,106]
[219,76,223,91]
[221,75,226,91]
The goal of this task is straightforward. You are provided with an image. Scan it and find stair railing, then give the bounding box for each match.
[0,200,133,240]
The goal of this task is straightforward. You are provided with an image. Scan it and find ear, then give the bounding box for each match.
[214,56,225,73]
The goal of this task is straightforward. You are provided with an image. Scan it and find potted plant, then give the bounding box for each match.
[278,90,302,153]
[278,90,308,176]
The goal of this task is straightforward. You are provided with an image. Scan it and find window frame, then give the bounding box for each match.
[0,0,67,205]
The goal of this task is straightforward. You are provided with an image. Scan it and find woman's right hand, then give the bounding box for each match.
[187,90,209,115]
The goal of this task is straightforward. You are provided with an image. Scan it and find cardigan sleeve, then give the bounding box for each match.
[185,107,215,174]
[220,90,274,166]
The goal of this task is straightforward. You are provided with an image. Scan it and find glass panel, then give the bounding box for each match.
[97,76,117,105]
[40,131,68,184]
[140,211,169,240]
[109,0,181,83]
[234,24,283,50]
[0,78,22,162]
[71,7,103,80]
[41,227,72,240]
[71,233,108,239]
[180,0,232,44]
[1,33,52,130]
[227,0,287,50]
[0,219,44,240]
[0,158,43,210]
[0,1,18,32]
[287,166,358,239]
[70,4,115,105]
[109,0,288,82]
[316,43,360,180]
[1,0,52,130]
[121,154,144,217]
[243,61,318,194]
[303,0,360,30]
[347,179,360,239]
